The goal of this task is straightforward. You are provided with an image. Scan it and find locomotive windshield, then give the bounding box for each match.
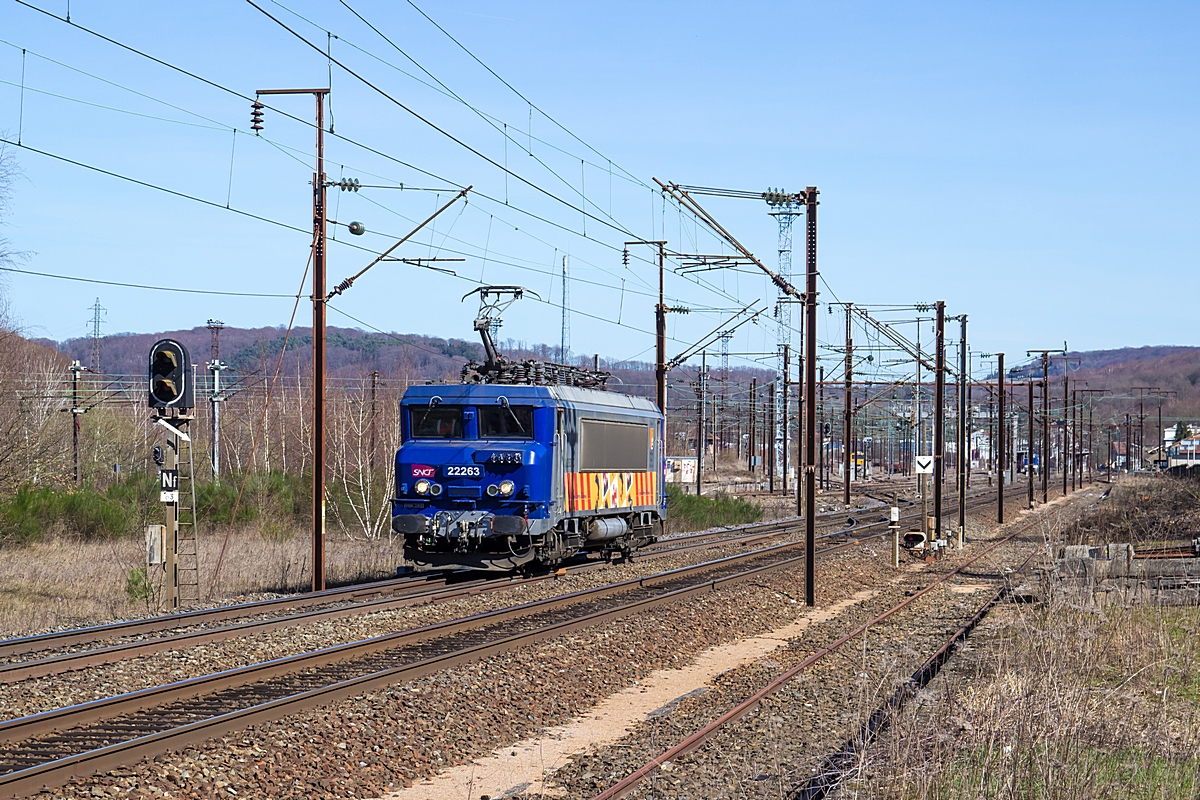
[411,405,463,438]
[480,405,534,439]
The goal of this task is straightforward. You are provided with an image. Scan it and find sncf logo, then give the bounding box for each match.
[411,465,436,478]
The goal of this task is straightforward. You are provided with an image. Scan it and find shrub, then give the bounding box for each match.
[665,485,762,533]
[0,484,139,544]
[196,471,311,528]
[124,566,156,609]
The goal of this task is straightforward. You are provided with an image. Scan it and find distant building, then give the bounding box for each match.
[1168,434,1200,468]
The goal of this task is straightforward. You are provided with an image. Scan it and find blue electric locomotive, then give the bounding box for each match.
[391,382,666,571]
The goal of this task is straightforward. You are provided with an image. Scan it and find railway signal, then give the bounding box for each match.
[147,339,198,611]
[148,339,194,409]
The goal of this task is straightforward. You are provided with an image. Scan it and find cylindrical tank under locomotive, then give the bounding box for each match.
[392,383,666,571]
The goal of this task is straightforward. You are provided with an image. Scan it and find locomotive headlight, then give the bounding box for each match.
[414,479,431,496]
[498,480,515,497]
[429,483,444,497]
[486,484,500,497]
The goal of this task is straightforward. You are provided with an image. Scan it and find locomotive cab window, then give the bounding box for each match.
[480,405,534,439]
[411,405,463,438]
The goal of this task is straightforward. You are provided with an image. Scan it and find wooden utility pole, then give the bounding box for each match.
[997,353,1005,523]
[256,86,331,592]
[803,186,818,606]
[933,301,945,542]
[843,306,853,505]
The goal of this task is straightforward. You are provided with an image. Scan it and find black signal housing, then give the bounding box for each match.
[148,339,194,409]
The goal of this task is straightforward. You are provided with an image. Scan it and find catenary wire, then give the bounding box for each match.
[9,0,670,278]
[0,264,297,298]
[7,7,811,369]
[401,0,647,188]
[246,0,643,242]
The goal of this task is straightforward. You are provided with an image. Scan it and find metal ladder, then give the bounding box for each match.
[174,427,200,606]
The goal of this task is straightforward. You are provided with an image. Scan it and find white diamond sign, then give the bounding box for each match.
[915,456,934,475]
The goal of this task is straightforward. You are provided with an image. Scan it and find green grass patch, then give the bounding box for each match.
[0,470,316,546]
[938,745,1200,799]
[196,470,310,527]
[665,485,762,533]
[0,483,146,544]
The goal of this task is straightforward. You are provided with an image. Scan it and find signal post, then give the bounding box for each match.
[148,339,195,611]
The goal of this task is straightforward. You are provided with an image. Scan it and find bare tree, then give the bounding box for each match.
[0,140,26,327]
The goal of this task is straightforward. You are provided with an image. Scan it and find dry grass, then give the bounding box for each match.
[844,478,1200,800]
[1063,475,1200,547]
[0,525,405,637]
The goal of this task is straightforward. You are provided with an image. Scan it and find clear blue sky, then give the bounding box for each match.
[1,0,1196,375]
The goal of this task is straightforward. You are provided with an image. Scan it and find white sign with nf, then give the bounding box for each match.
[159,469,179,504]
[915,456,935,475]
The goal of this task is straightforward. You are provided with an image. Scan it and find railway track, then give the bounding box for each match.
[0,570,457,661]
[0,480,1040,798]
[0,483,1013,684]
[586,509,1055,800]
[0,493,904,667]
[0,484,1031,798]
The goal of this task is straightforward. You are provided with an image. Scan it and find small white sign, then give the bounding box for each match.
[146,524,165,565]
[160,491,179,504]
[915,456,934,474]
[890,506,900,522]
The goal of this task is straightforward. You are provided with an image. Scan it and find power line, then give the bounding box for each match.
[327,0,635,234]
[0,38,648,293]
[401,0,646,188]
[0,136,677,344]
[0,265,297,298]
[8,5,788,357]
[244,0,643,241]
[10,3,678,282]
[1,64,685,310]
[274,0,648,203]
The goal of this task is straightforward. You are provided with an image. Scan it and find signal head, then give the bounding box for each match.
[148,339,194,409]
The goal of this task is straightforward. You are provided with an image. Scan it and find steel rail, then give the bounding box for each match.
[792,547,1043,800]
[0,485,1009,682]
[0,574,531,683]
[586,504,1071,800]
[0,486,931,661]
[0,482,993,671]
[0,571,454,660]
[0,494,1010,798]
